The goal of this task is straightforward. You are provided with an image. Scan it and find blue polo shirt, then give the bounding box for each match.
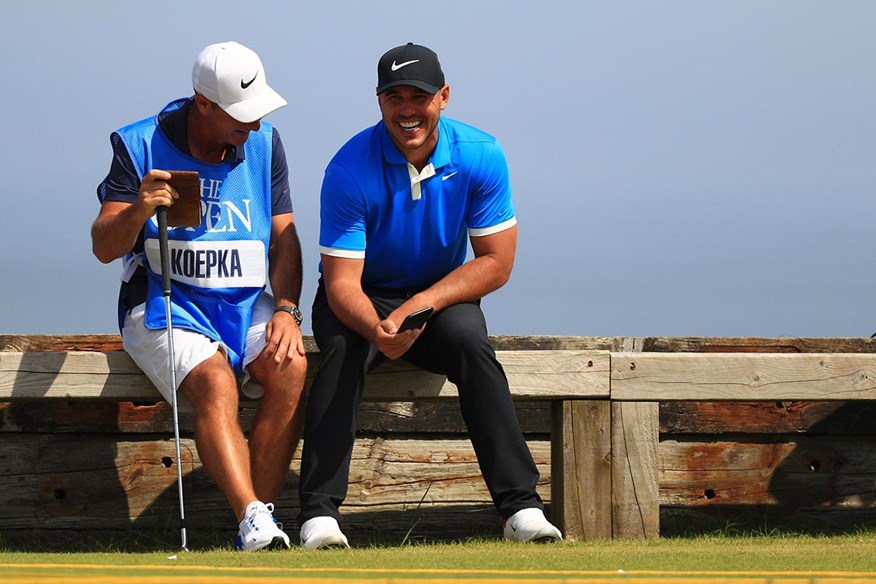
[319,117,516,289]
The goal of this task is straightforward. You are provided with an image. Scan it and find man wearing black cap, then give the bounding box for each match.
[298,42,562,548]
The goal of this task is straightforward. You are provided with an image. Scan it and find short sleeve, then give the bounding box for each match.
[271,127,293,215]
[467,141,516,236]
[96,131,141,204]
[318,163,368,258]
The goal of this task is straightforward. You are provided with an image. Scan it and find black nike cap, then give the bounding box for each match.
[376,43,445,95]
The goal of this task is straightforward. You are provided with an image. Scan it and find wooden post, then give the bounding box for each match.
[611,400,660,538]
[610,337,659,539]
[551,400,612,540]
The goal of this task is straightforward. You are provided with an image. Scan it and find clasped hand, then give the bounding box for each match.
[374,316,423,360]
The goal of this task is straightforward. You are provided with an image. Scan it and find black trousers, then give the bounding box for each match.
[297,280,544,525]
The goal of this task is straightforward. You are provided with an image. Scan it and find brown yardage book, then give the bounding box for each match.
[166,171,202,227]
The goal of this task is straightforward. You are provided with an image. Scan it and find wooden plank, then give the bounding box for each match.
[363,350,609,400]
[659,401,876,435]
[610,336,659,539]
[0,351,158,400]
[0,433,550,539]
[0,335,124,352]
[551,400,611,541]
[0,334,620,353]
[0,400,553,435]
[611,401,660,539]
[612,353,876,401]
[659,437,876,509]
[0,349,610,401]
[643,336,876,354]
[16,399,876,438]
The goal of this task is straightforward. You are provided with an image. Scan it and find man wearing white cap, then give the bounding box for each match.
[92,41,306,551]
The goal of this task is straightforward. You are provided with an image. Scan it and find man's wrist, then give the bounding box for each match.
[274,305,303,326]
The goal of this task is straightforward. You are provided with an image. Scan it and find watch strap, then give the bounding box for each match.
[273,305,303,326]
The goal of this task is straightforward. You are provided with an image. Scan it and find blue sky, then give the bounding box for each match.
[2,1,874,337]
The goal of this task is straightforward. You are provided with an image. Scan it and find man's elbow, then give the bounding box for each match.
[495,270,512,290]
[91,231,119,264]
[92,244,117,264]
[489,261,514,291]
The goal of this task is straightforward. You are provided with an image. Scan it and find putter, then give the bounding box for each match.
[157,206,188,551]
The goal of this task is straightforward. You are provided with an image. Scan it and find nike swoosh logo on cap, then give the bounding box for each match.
[391,59,419,71]
[241,72,258,89]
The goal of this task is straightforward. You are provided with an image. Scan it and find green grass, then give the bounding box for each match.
[2,533,876,574]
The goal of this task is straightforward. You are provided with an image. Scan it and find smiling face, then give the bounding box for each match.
[378,84,450,170]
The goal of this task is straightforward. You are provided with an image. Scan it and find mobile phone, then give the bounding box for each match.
[397,306,434,332]
[166,170,202,227]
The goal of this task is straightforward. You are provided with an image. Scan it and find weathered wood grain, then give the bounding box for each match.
[0,400,553,435]
[659,401,876,435]
[6,399,873,437]
[6,432,876,530]
[0,334,619,353]
[0,434,550,537]
[612,353,876,401]
[0,349,609,401]
[0,335,124,352]
[551,400,612,540]
[362,350,609,400]
[660,437,876,509]
[3,334,873,354]
[611,401,660,539]
[5,333,876,546]
[643,337,876,354]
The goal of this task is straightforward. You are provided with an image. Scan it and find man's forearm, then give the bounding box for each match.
[325,280,383,343]
[91,201,151,264]
[269,219,303,307]
[416,253,512,313]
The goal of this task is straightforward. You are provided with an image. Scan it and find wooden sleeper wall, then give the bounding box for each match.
[2,335,876,548]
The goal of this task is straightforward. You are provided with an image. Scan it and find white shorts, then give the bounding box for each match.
[121,291,274,411]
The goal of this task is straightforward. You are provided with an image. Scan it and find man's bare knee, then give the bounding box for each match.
[181,353,239,412]
[248,351,307,393]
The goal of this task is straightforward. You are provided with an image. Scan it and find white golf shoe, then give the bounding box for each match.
[300,516,350,549]
[234,501,291,551]
[502,508,563,543]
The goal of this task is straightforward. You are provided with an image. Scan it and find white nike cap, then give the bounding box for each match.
[192,41,287,123]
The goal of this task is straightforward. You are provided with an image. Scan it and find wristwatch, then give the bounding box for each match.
[274,305,303,326]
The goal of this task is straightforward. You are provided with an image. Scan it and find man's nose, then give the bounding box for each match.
[399,100,417,115]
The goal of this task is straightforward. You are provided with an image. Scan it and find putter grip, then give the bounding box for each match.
[157,206,172,297]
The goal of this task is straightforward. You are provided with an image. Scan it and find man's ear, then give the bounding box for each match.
[438,84,450,111]
[193,93,212,113]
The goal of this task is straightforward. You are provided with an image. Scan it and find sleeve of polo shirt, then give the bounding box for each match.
[467,141,517,237]
[319,163,367,259]
[96,131,141,204]
[271,128,293,215]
